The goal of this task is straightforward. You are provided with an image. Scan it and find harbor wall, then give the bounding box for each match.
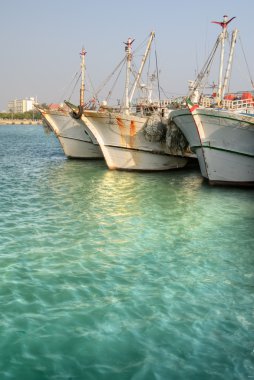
[0,119,42,125]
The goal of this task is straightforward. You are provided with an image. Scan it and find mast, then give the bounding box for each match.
[129,31,155,105]
[123,37,134,114]
[80,47,86,107]
[221,28,238,99]
[188,36,221,102]
[212,15,235,104]
[217,21,227,102]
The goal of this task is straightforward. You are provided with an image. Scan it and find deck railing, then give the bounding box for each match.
[199,97,254,112]
[222,98,254,110]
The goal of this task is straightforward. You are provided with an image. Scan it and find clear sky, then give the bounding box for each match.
[1,0,253,111]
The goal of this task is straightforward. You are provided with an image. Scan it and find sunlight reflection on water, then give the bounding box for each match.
[0,125,254,379]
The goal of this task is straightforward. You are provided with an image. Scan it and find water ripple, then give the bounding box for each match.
[0,126,254,379]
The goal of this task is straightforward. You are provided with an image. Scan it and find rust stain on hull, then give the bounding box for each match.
[116,117,126,146]
[129,120,136,147]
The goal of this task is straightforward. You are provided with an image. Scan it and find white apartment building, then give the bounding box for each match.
[8,97,35,113]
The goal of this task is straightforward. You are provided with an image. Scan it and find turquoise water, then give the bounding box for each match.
[0,125,254,380]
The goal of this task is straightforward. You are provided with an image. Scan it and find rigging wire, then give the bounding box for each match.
[57,70,79,103]
[105,58,126,103]
[56,35,154,107]
[132,34,151,56]
[66,72,81,101]
[95,33,155,105]
[82,32,156,107]
[189,35,221,98]
[128,32,156,100]
[129,63,140,100]
[86,72,100,106]
[154,39,161,107]
[238,34,254,89]
[129,58,147,100]
[223,30,236,94]
[147,47,151,92]
[93,56,126,99]
[128,35,158,103]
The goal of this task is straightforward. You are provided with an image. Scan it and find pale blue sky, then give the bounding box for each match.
[1,0,253,111]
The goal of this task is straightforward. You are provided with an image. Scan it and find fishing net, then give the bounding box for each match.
[143,114,167,142]
[166,121,189,154]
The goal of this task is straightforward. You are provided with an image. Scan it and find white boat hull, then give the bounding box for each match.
[41,109,103,159]
[82,109,188,171]
[170,108,254,185]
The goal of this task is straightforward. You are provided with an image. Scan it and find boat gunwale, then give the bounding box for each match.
[191,144,254,158]
[170,108,254,126]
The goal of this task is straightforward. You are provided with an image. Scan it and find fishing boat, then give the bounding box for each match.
[169,16,254,186]
[35,48,103,159]
[37,104,102,159]
[66,32,189,171]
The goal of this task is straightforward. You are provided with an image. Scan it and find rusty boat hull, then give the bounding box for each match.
[81,109,188,171]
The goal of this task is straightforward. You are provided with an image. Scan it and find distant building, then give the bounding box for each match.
[8,97,36,113]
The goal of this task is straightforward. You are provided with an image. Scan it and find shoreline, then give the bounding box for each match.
[0,119,42,125]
